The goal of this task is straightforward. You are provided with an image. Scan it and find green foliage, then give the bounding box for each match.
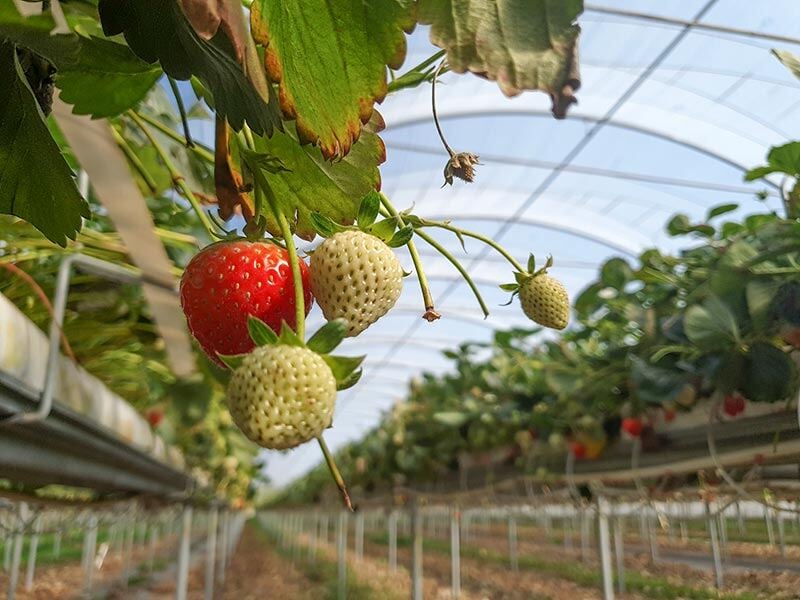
[0,42,90,246]
[250,0,414,159]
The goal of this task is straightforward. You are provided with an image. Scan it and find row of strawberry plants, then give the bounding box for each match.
[277,154,800,503]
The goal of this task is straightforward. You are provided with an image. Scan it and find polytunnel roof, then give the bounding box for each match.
[262,0,800,486]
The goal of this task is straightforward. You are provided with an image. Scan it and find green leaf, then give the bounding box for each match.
[277,322,304,347]
[386,225,413,248]
[418,0,583,117]
[322,354,366,391]
[0,42,89,246]
[600,257,632,290]
[432,412,470,427]
[252,115,384,240]
[499,283,519,292]
[98,0,279,135]
[683,296,740,351]
[527,254,536,273]
[706,203,738,220]
[247,315,278,346]
[0,4,79,70]
[56,36,162,118]
[742,342,795,403]
[250,0,414,159]
[666,214,691,236]
[370,218,397,242]
[336,367,363,391]
[217,353,246,370]
[745,141,800,180]
[357,192,381,229]
[746,280,783,327]
[307,319,347,354]
[310,212,347,239]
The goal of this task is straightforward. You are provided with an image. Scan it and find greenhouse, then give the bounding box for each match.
[0,0,799,598]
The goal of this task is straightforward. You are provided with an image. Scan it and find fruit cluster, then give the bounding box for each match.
[179,193,570,454]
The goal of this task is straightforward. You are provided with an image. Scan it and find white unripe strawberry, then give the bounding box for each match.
[519,273,569,330]
[227,345,336,449]
[310,230,403,336]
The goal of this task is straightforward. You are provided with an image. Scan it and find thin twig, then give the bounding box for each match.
[432,59,455,157]
[379,195,439,321]
[317,435,354,512]
[167,76,194,148]
[133,111,214,164]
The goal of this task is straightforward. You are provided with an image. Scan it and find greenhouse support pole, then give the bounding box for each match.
[580,508,590,563]
[450,505,461,599]
[388,510,398,573]
[123,519,135,584]
[765,506,776,548]
[612,515,626,594]
[736,501,745,534]
[355,512,364,562]
[308,513,318,564]
[411,502,423,600]
[705,501,724,589]
[204,507,218,600]
[563,513,573,550]
[52,529,61,559]
[647,508,659,563]
[336,511,348,600]
[176,505,193,600]
[217,511,229,584]
[717,511,729,562]
[148,525,158,572]
[3,534,11,571]
[24,515,41,591]
[597,497,615,600]
[508,513,518,571]
[82,516,98,594]
[777,512,787,557]
[6,526,23,600]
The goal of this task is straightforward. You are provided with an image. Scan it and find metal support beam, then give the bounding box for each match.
[411,503,423,600]
[450,506,461,599]
[176,505,193,600]
[205,507,218,600]
[597,497,615,600]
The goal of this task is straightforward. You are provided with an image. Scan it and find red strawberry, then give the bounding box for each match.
[569,441,587,459]
[180,240,313,364]
[145,407,164,428]
[621,417,643,438]
[663,408,676,423]
[722,392,746,417]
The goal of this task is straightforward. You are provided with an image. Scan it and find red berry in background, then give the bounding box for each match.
[145,408,164,428]
[621,417,643,437]
[569,441,587,459]
[180,240,313,365]
[722,392,746,417]
[663,408,676,423]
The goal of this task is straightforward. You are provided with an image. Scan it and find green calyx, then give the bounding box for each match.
[217,316,365,391]
[310,191,413,248]
[500,254,554,304]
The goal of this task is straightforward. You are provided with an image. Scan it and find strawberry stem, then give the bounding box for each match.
[431,59,455,158]
[317,435,354,512]
[166,76,194,148]
[413,228,490,318]
[379,195,440,322]
[127,111,218,240]
[131,111,214,164]
[416,218,527,273]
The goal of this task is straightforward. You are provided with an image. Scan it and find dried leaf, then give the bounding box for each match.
[214,116,254,221]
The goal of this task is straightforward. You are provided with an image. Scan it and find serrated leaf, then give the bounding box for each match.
[357,191,381,229]
[386,225,413,248]
[307,319,347,354]
[56,36,162,118]
[683,296,740,351]
[98,0,280,135]
[250,0,414,159]
[418,0,583,117]
[252,114,385,240]
[370,217,397,242]
[217,352,246,370]
[310,212,347,239]
[277,322,304,347]
[0,42,89,246]
[322,354,366,390]
[247,315,278,346]
[0,4,79,70]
